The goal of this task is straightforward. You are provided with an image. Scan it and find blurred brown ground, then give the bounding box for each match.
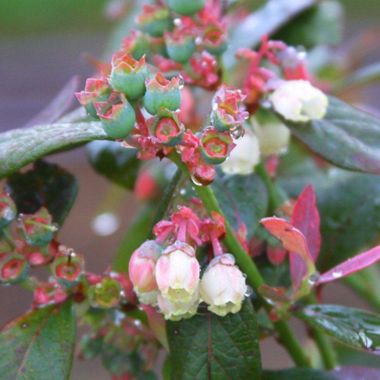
[1,1,380,378]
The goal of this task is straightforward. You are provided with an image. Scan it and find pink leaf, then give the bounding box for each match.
[290,185,321,289]
[317,245,380,285]
[260,217,314,270]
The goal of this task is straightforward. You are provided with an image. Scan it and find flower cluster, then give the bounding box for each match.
[129,206,248,320]
[77,44,248,184]
[0,192,139,310]
[238,37,328,121]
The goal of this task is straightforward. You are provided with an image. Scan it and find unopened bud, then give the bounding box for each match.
[0,253,29,285]
[143,73,181,115]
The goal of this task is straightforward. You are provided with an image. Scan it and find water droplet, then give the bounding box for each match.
[178,75,185,89]
[174,18,182,27]
[308,271,320,287]
[195,36,202,46]
[21,323,28,329]
[358,329,373,350]
[230,125,245,139]
[332,270,343,279]
[190,175,203,187]
[245,286,253,297]
[179,188,187,196]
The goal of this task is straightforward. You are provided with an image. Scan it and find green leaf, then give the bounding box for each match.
[284,97,380,175]
[0,301,76,380]
[87,141,140,190]
[112,206,156,272]
[224,0,315,67]
[335,62,380,91]
[317,171,380,269]
[273,1,343,48]
[212,173,268,238]
[263,368,336,380]
[167,301,261,380]
[0,121,109,179]
[298,304,380,353]
[6,160,78,226]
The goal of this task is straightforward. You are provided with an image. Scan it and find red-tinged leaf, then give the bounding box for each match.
[317,245,380,285]
[267,245,287,265]
[24,76,80,128]
[260,217,315,272]
[290,185,321,289]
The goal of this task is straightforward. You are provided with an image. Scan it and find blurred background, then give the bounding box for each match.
[1,0,380,378]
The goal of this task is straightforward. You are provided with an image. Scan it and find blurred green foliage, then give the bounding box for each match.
[0,0,110,35]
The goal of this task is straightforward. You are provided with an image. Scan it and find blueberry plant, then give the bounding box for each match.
[2,0,380,379]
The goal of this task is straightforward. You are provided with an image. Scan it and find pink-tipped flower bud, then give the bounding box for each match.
[109,53,148,100]
[143,73,181,115]
[211,86,249,132]
[17,207,57,247]
[165,29,196,63]
[136,5,173,38]
[75,77,111,118]
[96,97,136,139]
[200,254,247,316]
[51,251,84,287]
[122,30,150,60]
[202,23,227,56]
[152,110,185,146]
[157,291,200,321]
[0,253,29,285]
[155,241,200,303]
[200,127,233,164]
[129,240,162,304]
[0,193,17,230]
[88,277,122,309]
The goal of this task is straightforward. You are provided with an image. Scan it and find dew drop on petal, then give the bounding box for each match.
[332,270,343,279]
[230,125,245,139]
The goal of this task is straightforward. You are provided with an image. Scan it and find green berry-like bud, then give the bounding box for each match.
[109,53,148,100]
[165,32,195,63]
[18,208,57,247]
[75,77,112,118]
[0,193,17,231]
[167,0,206,16]
[122,31,150,60]
[143,73,181,115]
[200,128,233,164]
[89,277,121,309]
[51,252,84,287]
[136,5,173,37]
[152,110,185,146]
[203,24,228,56]
[96,100,136,139]
[0,253,29,285]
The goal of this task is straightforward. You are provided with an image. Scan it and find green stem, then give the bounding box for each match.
[170,154,311,367]
[256,161,337,368]
[255,162,287,213]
